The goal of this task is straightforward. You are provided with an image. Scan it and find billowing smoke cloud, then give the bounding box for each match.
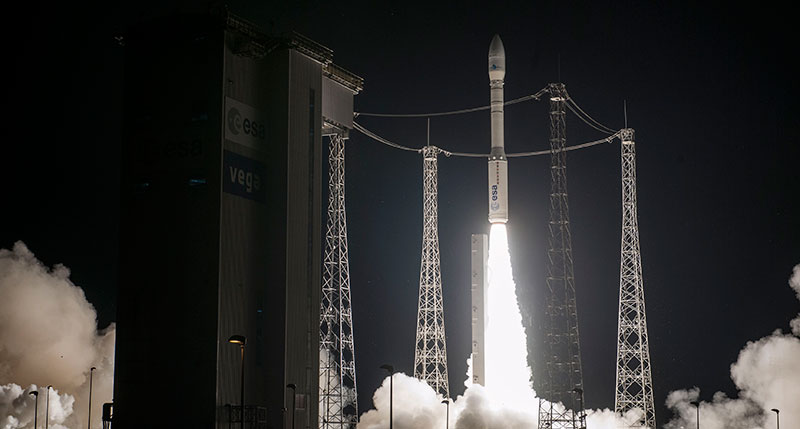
[583,407,652,428]
[664,263,800,429]
[356,225,642,429]
[0,384,75,429]
[355,254,798,428]
[356,371,649,429]
[0,241,115,429]
[357,372,540,429]
[789,264,800,335]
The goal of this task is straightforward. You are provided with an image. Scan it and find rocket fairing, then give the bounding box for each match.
[488,34,509,224]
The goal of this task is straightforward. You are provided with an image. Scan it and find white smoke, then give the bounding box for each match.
[320,347,358,428]
[0,384,76,429]
[0,241,115,429]
[357,371,646,429]
[356,226,638,429]
[789,264,800,335]
[585,407,650,428]
[664,263,800,429]
[355,244,800,429]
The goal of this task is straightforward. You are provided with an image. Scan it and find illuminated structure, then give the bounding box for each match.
[537,83,587,429]
[413,145,450,398]
[614,128,656,428]
[487,34,509,225]
[115,11,361,428]
[319,131,360,428]
[470,233,489,386]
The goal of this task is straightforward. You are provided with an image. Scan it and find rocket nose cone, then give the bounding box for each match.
[488,34,506,80]
[488,34,505,58]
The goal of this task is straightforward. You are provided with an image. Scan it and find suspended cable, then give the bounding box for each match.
[354,87,548,118]
[506,133,618,157]
[565,96,616,134]
[354,121,619,158]
[565,102,616,135]
[352,122,421,153]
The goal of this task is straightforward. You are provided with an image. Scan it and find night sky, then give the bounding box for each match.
[4,1,799,427]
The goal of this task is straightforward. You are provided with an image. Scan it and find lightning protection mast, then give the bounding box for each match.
[413,145,451,398]
[614,128,656,428]
[538,83,587,429]
[319,133,358,428]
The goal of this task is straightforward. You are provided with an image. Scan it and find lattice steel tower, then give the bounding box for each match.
[413,145,450,398]
[319,133,358,429]
[614,128,655,428]
[538,83,587,429]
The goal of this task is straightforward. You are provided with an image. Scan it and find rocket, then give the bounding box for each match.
[488,34,508,224]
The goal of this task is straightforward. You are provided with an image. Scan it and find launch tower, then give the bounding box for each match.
[319,131,359,428]
[538,83,587,429]
[413,145,451,398]
[614,128,656,428]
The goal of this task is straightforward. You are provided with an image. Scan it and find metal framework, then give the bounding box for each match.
[319,133,358,429]
[614,128,656,428]
[538,83,586,429]
[413,145,450,398]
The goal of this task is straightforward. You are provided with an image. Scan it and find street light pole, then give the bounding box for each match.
[88,366,96,429]
[690,401,700,429]
[29,391,38,429]
[441,399,449,429]
[228,335,247,429]
[45,385,52,429]
[286,384,297,429]
[380,365,395,429]
[771,408,780,429]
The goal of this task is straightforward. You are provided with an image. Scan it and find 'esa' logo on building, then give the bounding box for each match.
[225,97,267,150]
[227,107,265,139]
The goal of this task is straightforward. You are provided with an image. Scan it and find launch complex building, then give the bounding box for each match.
[113,10,362,429]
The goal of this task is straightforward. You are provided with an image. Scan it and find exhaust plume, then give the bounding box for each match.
[0,241,115,429]
[357,244,799,429]
[357,226,643,429]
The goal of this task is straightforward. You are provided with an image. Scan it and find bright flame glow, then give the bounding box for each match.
[356,224,663,428]
[484,223,537,411]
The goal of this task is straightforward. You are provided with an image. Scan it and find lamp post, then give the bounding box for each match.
[45,385,52,429]
[30,391,38,429]
[771,408,780,429]
[380,365,395,429]
[690,401,700,429]
[228,335,246,429]
[87,366,96,429]
[286,384,297,429]
[441,399,449,429]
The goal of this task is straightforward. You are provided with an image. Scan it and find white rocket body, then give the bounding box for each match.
[488,35,508,224]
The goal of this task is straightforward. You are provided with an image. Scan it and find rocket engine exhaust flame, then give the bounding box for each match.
[484,224,536,409]
[359,34,799,429]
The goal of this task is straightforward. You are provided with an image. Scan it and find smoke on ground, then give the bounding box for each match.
[664,263,800,429]
[355,262,800,429]
[357,225,647,429]
[0,241,115,429]
[356,371,648,429]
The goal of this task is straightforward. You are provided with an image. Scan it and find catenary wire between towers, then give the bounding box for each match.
[353,85,621,157]
[353,122,620,158]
